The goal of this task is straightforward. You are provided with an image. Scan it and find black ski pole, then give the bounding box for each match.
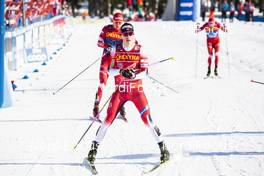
[73,94,112,150]
[53,57,100,95]
[148,75,179,94]
[251,80,264,85]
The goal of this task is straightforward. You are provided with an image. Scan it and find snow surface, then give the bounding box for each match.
[1,18,264,176]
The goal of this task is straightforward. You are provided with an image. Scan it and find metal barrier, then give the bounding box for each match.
[5,15,68,71]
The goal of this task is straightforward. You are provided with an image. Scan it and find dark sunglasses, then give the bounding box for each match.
[122,31,134,36]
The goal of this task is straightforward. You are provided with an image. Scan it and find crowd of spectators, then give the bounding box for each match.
[221,0,255,22]
[4,0,71,29]
[201,0,258,22]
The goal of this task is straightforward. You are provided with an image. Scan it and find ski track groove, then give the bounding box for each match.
[237,98,261,131]
[24,154,42,176]
[211,156,225,176]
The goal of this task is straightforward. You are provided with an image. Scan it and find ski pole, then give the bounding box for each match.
[148,57,176,66]
[73,94,112,150]
[195,22,200,78]
[147,75,179,94]
[223,23,230,76]
[251,80,264,85]
[53,57,100,95]
[134,56,176,73]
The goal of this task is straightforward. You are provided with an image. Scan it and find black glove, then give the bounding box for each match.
[93,101,100,118]
[105,47,112,52]
[120,68,136,79]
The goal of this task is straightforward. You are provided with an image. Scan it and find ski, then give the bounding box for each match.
[203,75,221,79]
[142,160,170,175]
[203,76,211,79]
[83,157,98,175]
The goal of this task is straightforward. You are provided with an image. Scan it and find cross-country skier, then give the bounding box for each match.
[93,12,127,120]
[84,23,170,174]
[195,17,227,77]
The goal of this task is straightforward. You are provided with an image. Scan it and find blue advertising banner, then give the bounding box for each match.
[176,0,200,21]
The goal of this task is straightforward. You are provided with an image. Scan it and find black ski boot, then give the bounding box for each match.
[84,141,99,175]
[206,66,211,77]
[214,67,218,76]
[119,106,128,122]
[87,141,99,164]
[158,141,170,163]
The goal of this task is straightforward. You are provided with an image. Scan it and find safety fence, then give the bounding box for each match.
[4,15,71,73]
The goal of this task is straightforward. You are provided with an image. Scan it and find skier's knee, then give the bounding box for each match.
[141,113,152,125]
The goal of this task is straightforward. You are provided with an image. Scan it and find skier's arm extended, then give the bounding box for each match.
[195,23,207,33]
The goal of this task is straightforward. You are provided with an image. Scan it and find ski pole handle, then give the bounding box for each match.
[196,22,200,28]
[195,22,200,33]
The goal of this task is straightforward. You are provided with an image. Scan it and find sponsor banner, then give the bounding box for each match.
[176,0,200,21]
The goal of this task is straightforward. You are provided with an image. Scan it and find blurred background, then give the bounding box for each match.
[4,0,264,29]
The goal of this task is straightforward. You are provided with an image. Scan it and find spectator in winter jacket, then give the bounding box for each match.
[229,1,235,22]
[221,0,229,22]
[237,1,243,20]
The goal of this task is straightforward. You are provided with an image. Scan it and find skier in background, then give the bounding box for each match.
[195,17,227,77]
[93,12,127,120]
[84,23,170,174]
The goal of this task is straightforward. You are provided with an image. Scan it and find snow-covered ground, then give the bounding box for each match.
[1,18,264,176]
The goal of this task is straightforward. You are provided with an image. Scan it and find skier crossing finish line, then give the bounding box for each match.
[83,22,170,175]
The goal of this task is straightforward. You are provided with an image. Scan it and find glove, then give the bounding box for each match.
[120,68,136,79]
[105,47,112,52]
[93,101,100,118]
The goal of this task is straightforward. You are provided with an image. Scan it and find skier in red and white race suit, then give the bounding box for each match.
[85,23,170,171]
[196,17,227,76]
[93,12,127,119]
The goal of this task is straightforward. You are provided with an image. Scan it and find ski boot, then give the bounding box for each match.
[88,141,98,163]
[206,67,211,77]
[119,106,128,122]
[214,67,218,76]
[158,141,170,163]
[84,141,99,175]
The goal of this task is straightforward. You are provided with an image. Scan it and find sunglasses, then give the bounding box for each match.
[122,31,134,36]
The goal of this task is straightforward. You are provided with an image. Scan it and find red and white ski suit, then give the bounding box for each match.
[199,21,226,68]
[96,24,122,102]
[94,42,164,144]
